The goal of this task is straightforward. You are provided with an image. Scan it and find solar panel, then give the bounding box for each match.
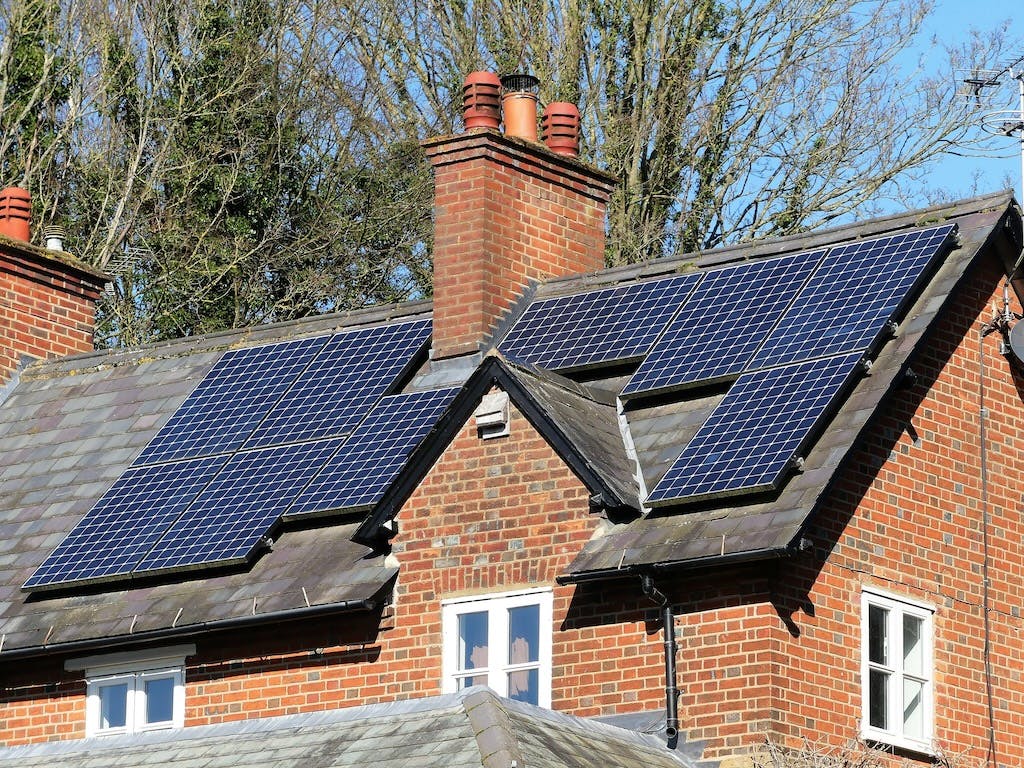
[621,250,823,397]
[288,387,458,517]
[244,319,431,448]
[133,439,345,574]
[23,456,229,589]
[134,335,329,465]
[499,274,702,371]
[646,352,863,505]
[748,224,955,370]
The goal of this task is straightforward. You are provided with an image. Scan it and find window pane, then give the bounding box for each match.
[868,669,888,729]
[508,668,539,705]
[868,605,888,665]
[145,677,175,724]
[458,611,489,671]
[508,605,540,664]
[903,615,924,676]
[456,674,489,690]
[99,683,128,729]
[903,678,925,739]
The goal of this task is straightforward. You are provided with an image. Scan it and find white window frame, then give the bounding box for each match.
[441,587,553,707]
[67,645,191,737]
[860,587,934,754]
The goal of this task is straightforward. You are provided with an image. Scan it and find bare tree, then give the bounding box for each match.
[332,0,1012,263]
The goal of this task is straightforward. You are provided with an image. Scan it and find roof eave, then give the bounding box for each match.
[0,597,378,663]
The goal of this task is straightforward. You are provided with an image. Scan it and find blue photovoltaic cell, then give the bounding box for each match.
[244,319,431,448]
[646,353,862,505]
[622,250,823,396]
[499,274,702,370]
[748,224,955,370]
[23,456,228,589]
[134,438,345,574]
[288,387,459,516]
[135,335,329,465]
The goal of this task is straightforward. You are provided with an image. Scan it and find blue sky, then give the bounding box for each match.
[923,2,1021,199]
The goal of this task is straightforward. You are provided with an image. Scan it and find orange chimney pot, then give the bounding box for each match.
[0,187,32,242]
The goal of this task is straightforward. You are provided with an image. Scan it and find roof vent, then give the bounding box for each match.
[0,187,32,242]
[463,71,502,131]
[43,224,67,252]
[542,102,581,158]
[500,74,539,141]
[474,390,510,439]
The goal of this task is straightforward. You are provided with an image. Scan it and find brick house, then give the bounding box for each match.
[1,82,1024,767]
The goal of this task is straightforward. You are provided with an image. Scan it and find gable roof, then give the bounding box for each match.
[0,688,699,768]
[0,190,1019,655]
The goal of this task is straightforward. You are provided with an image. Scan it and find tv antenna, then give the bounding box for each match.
[966,53,1024,198]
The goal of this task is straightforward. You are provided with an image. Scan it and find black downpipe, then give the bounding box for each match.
[641,574,679,742]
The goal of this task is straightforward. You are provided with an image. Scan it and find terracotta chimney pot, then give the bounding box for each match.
[0,187,32,242]
[463,71,502,131]
[542,102,581,157]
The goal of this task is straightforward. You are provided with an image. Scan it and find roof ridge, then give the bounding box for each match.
[23,299,434,378]
[461,688,525,768]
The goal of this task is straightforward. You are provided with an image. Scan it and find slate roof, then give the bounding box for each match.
[0,303,429,656]
[0,190,1019,656]
[0,688,701,768]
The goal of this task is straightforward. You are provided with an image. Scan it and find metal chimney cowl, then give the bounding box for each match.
[500,74,540,142]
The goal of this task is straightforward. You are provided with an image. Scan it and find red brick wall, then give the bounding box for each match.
[424,132,613,359]
[0,242,104,383]
[767,255,1024,763]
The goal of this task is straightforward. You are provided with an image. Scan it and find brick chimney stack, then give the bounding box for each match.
[423,73,614,361]
[0,187,107,384]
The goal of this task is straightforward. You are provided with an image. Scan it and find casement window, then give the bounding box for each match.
[861,588,934,753]
[441,588,553,707]
[66,645,192,737]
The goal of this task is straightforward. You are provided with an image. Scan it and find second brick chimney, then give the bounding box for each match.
[423,84,614,360]
[0,187,107,385]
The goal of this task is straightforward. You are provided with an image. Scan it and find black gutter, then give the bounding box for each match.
[0,598,377,663]
[554,544,791,585]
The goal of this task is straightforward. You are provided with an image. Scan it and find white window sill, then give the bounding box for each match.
[861,727,935,757]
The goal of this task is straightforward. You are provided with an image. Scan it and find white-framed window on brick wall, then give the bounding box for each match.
[860,587,934,754]
[66,644,192,737]
[441,588,553,707]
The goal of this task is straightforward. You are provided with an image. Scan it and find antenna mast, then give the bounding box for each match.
[967,53,1024,199]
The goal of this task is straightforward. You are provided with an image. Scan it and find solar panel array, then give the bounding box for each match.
[646,353,862,505]
[245,320,431,448]
[23,457,229,589]
[640,223,955,504]
[748,225,955,370]
[135,336,328,465]
[499,274,702,370]
[621,250,823,396]
[26,318,445,591]
[134,439,346,575]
